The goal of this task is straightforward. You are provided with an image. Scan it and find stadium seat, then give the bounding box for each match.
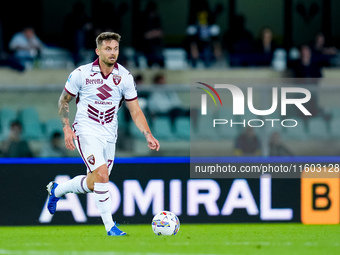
[164,48,188,70]
[284,118,308,140]
[40,46,73,69]
[330,107,340,119]
[129,121,145,140]
[215,107,240,139]
[330,117,340,138]
[0,108,17,141]
[122,47,136,67]
[44,118,63,138]
[307,117,329,139]
[264,118,283,135]
[151,117,177,141]
[192,114,220,141]
[215,123,239,140]
[174,116,191,140]
[117,107,127,129]
[19,107,44,140]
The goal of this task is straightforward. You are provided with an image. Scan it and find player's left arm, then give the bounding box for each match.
[126,99,160,151]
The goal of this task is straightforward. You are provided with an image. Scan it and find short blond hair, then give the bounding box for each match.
[96,32,121,48]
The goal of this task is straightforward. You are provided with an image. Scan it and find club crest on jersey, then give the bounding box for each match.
[113,75,122,85]
[87,154,95,165]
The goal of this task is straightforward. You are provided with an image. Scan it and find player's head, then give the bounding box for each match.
[95,32,121,67]
[96,32,121,48]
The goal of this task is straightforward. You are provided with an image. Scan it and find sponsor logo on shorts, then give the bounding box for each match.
[87,154,95,165]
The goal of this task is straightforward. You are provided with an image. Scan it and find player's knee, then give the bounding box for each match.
[93,165,109,183]
[96,172,109,183]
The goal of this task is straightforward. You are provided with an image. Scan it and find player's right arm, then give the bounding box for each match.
[58,89,76,150]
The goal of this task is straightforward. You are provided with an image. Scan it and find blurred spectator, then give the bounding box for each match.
[133,73,149,114]
[254,27,278,66]
[312,32,338,67]
[142,1,165,68]
[269,132,294,156]
[186,0,222,68]
[134,73,149,103]
[289,45,331,124]
[234,127,261,156]
[135,73,144,85]
[40,131,67,158]
[223,15,254,66]
[1,120,33,158]
[0,19,25,72]
[62,1,95,66]
[148,73,190,131]
[9,27,44,68]
[289,45,320,118]
[291,45,322,79]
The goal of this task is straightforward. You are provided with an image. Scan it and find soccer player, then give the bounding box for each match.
[46,32,160,236]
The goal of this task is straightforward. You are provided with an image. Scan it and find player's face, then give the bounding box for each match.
[96,40,119,67]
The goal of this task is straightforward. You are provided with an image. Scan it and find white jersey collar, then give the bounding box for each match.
[91,58,119,76]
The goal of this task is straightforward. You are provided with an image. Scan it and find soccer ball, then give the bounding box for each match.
[151,211,180,236]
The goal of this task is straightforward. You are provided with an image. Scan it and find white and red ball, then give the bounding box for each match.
[151,211,180,236]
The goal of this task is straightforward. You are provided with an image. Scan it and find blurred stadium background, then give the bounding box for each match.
[1,0,340,254]
[1,0,340,158]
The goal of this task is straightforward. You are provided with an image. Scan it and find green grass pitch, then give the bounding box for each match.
[0,223,339,255]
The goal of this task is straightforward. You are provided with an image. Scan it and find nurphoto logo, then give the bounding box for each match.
[196,82,312,128]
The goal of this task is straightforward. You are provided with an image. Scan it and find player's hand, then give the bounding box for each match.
[63,126,76,151]
[146,133,160,151]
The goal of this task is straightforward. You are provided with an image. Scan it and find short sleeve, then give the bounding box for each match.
[64,69,82,97]
[123,73,138,101]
